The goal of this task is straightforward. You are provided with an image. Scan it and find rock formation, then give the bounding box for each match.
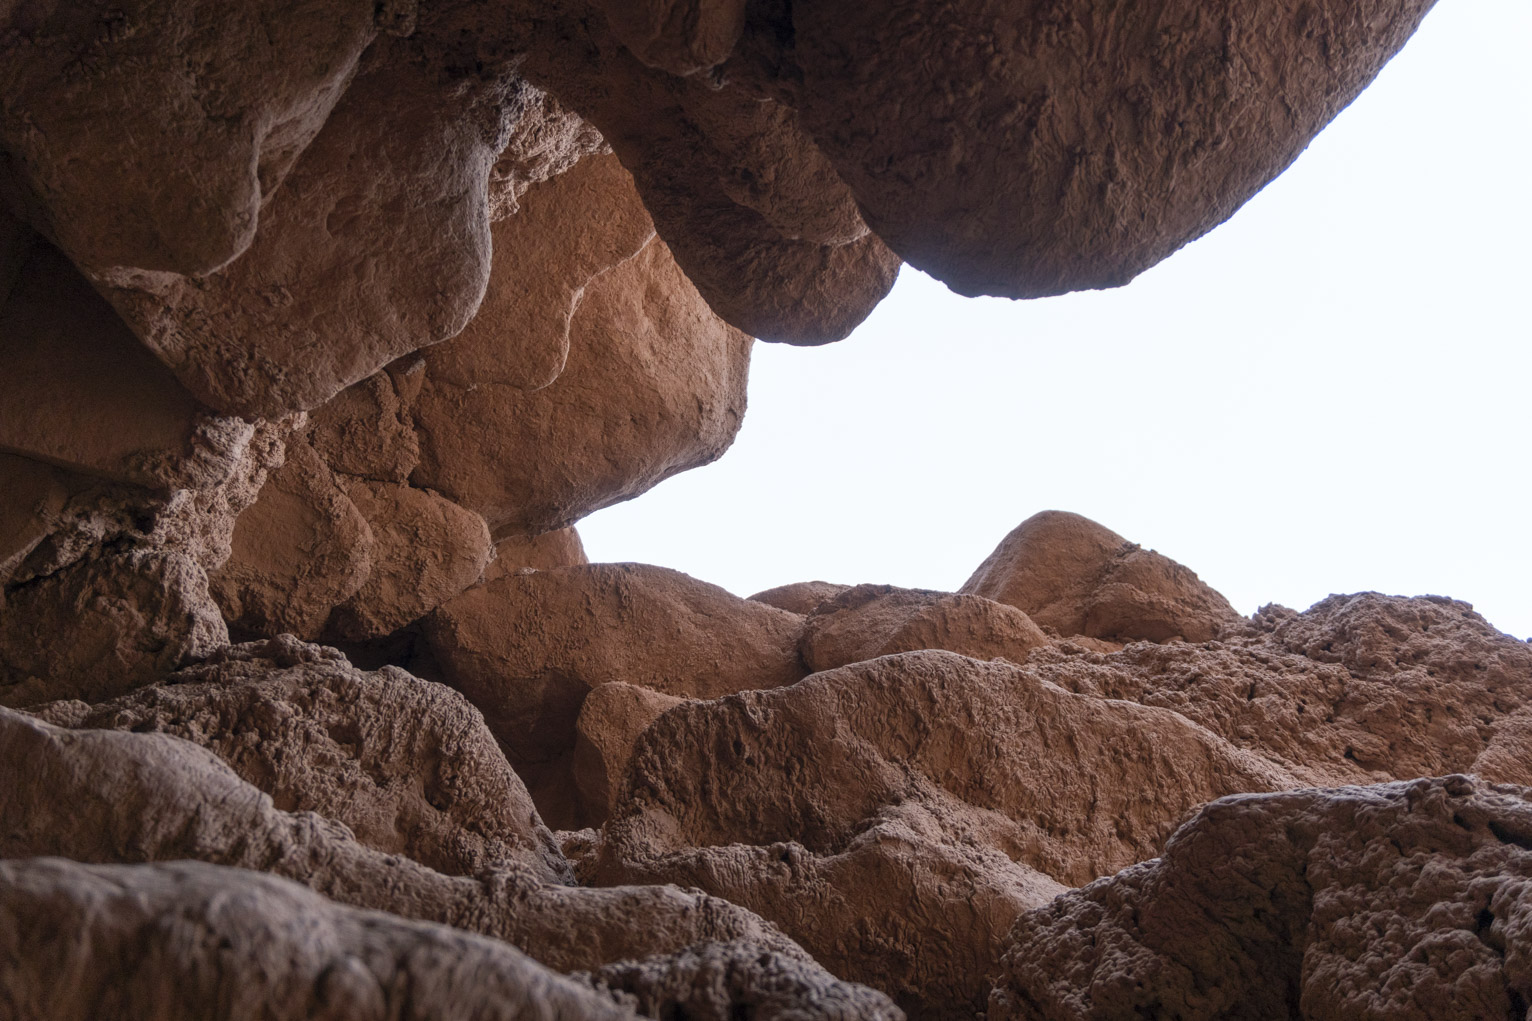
[8,2,1524,1019]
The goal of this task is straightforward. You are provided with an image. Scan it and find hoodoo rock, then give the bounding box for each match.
[0,2,1505,1018]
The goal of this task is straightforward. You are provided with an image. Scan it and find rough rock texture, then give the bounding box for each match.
[0,3,1480,1016]
[962,510,1240,643]
[209,436,373,639]
[30,636,569,882]
[0,548,227,704]
[750,579,852,615]
[412,233,753,535]
[586,938,904,1021]
[595,650,1295,1015]
[1026,591,1532,790]
[0,703,820,976]
[788,0,1437,298]
[482,526,588,584]
[573,681,687,822]
[424,563,806,827]
[0,239,252,490]
[427,151,655,395]
[990,776,1532,1020]
[800,583,1050,673]
[0,857,640,1021]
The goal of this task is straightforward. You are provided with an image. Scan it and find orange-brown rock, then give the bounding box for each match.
[522,18,902,344]
[411,236,753,535]
[0,858,641,1021]
[0,239,252,490]
[990,776,1532,1020]
[99,46,516,418]
[324,480,491,642]
[0,0,376,277]
[789,0,1438,299]
[1028,592,1532,789]
[424,562,806,826]
[0,549,226,706]
[962,510,1240,643]
[597,650,1293,1015]
[749,579,851,614]
[573,681,687,821]
[0,703,897,1017]
[31,636,568,882]
[481,526,588,584]
[799,583,1050,673]
[425,151,655,395]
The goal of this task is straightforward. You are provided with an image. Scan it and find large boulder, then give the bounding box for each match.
[962,510,1241,643]
[990,776,1532,1020]
[596,650,1292,1016]
[423,563,806,826]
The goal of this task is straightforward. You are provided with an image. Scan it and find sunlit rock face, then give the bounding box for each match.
[8,1,1520,1018]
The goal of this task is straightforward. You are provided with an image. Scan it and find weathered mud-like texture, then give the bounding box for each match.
[0,548,226,705]
[0,1,377,277]
[963,510,1239,643]
[412,235,753,535]
[594,0,748,77]
[1028,592,1532,790]
[427,151,655,395]
[30,636,568,882]
[425,562,805,827]
[586,937,904,1021]
[750,579,852,615]
[486,88,609,222]
[210,436,373,639]
[325,480,492,642]
[990,776,1532,1021]
[523,18,902,343]
[789,0,1437,299]
[0,857,640,1021]
[99,46,513,418]
[0,705,830,979]
[597,650,1294,1015]
[574,681,687,822]
[0,240,252,490]
[482,526,588,584]
[800,583,1050,673]
[304,368,421,483]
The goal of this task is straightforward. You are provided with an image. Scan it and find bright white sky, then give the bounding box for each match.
[582,0,1532,641]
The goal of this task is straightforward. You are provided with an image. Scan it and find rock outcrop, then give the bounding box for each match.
[962,510,1241,643]
[0,2,1497,1017]
[990,776,1532,1020]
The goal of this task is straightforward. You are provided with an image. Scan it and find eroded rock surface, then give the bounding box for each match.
[30,636,568,882]
[595,649,1294,1015]
[424,563,805,827]
[799,583,1050,673]
[991,776,1532,1020]
[962,510,1240,643]
[0,857,639,1021]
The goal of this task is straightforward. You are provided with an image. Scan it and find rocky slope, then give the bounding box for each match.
[6,2,1528,1019]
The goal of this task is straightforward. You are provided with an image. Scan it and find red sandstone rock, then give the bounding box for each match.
[0,239,252,490]
[789,0,1438,299]
[482,526,588,584]
[0,702,897,1017]
[990,776,1532,1020]
[962,510,1241,643]
[573,681,687,821]
[0,858,640,1021]
[30,636,568,882]
[423,562,805,827]
[411,236,753,535]
[596,650,1293,1015]
[749,580,852,614]
[799,583,1050,673]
